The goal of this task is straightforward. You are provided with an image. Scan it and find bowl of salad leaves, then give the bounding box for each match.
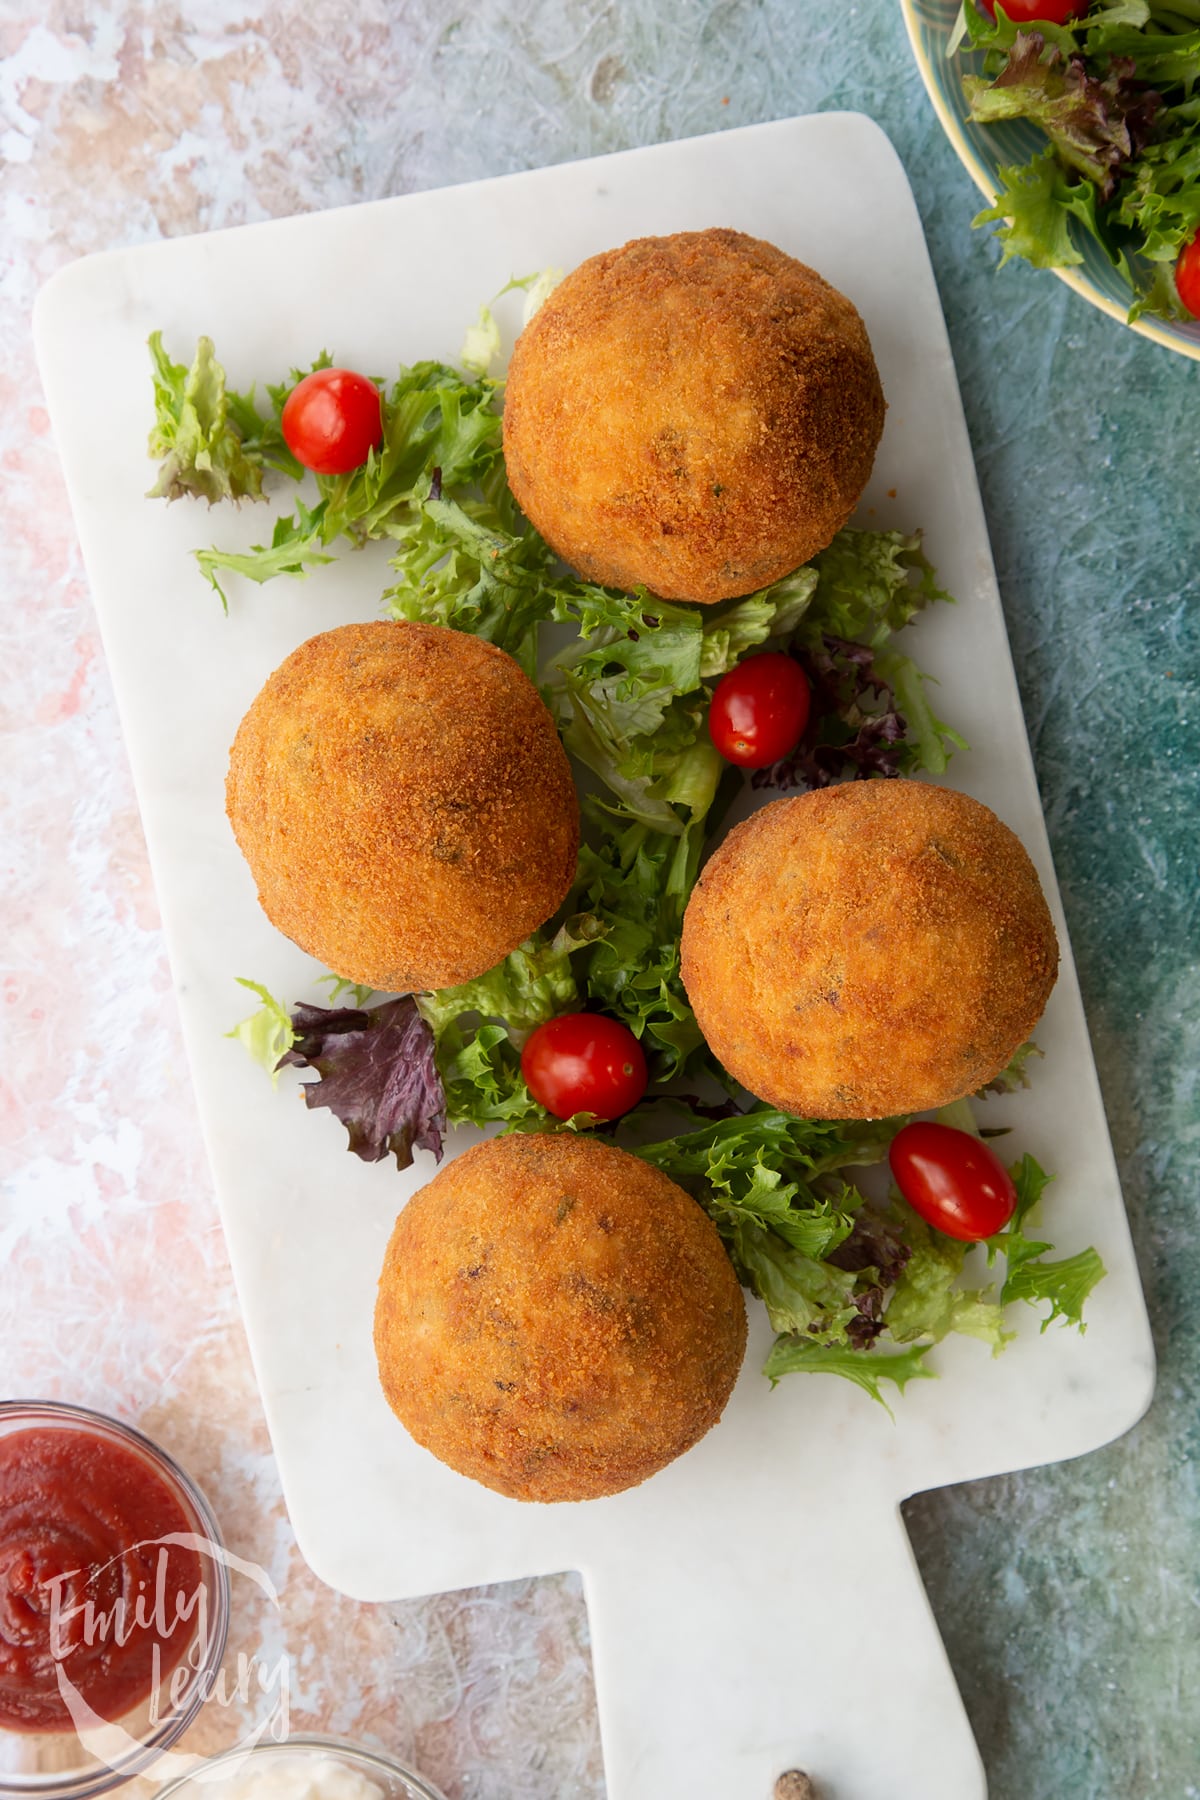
[900,0,1200,360]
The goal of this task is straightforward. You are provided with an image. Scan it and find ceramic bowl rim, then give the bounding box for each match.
[898,0,1200,364]
[150,1733,450,1800]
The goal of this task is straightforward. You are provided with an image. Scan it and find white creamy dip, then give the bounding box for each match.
[190,1754,387,1800]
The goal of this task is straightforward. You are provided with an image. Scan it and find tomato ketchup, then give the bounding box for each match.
[0,1426,203,1732]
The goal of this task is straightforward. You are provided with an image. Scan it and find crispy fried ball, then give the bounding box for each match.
[502,228,885,604]
[374,1133,747,1502]
[680,781,1059,1119]
[226,621,578,992]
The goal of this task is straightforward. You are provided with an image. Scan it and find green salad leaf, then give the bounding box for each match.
[763,1338,936,1414]
[385,479,557,679]
[986,1153,1108,1329]
[975,151,1093,269]
[416,919,599,1045]
[884,1214,1010,1352]
[436,1021,547,1131]
[226,978,296,1084]
[572,824,711,1079]
[147,334,292,506]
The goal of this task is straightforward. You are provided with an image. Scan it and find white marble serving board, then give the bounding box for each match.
[34,115,1154,1800]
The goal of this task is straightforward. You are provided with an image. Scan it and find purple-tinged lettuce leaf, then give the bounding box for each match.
[965,34,1161,199]
[751,636,963,794]
[828,1208,913,1348]
[280,996,445,1169]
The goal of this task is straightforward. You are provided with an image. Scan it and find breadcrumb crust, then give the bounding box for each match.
[374,1133,748,1503]
[680,781,1059,1119]
[503,228,885,603]
[226,621,579,991]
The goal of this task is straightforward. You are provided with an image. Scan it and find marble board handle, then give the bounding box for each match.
[582,1500,986,1799]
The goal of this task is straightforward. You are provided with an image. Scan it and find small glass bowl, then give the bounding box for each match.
[152,1736,448,1800]
[899,0,1200,363]
[0,1401,231,1800]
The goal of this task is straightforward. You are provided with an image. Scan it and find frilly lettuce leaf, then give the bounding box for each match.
[875,648,968,777]
[963,3,1083,58]
[884,1212,1010,1352]
[734,1223,859,1338]
[384,478,555,680]
[436,1021,548,1130]
[226,978,296,1086]
[460,304,502,377]
[279,996,445,1168]
[1002,1246,1109,1328]
[698,571,819,679]
[977,1039,1043,1097]
[964,30,1161,198]
[458,267,564,377]
[416,919,601,1045]
[763,1338,936,1414]
[147,334,290,505]
[573,824,712,1079]
[518,265,564,322]
[986,1153,1107,1329]
[801,529,952,648]
[975,151,1091,268]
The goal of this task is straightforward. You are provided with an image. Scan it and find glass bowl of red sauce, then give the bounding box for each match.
[0,1401,230,1799]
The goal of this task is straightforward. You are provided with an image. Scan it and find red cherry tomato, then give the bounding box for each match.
[888,1122,1018,1242]
[979,0,1087,19]
[708,653,812,768]
[281,368,384,475]
[521,1013,648,1122]
[1176,232,1200,320]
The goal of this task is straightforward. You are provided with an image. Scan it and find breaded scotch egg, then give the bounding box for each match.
[502,228,885,603]
[374,1133,747,1502]
[680,781,1058,1120]
[226,621,578,992]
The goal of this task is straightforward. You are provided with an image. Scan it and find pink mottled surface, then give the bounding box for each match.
[1,7,601,1794]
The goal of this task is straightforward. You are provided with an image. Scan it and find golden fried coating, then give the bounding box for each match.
[226,621,578,992]
[502,228,885,604]
[681,782,1059,1119]
[374,1133,747,1502]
